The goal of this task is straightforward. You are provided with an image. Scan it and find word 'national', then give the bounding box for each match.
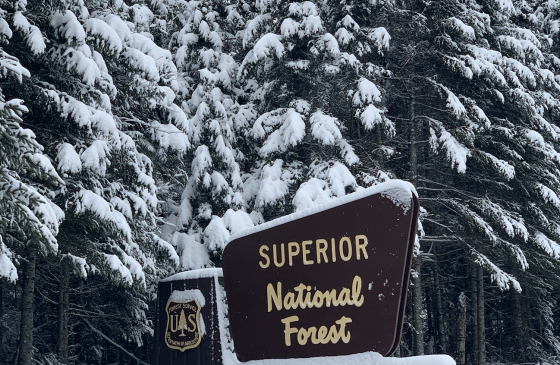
[267,275,364,312]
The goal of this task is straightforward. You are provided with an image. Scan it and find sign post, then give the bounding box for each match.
[222,181,419,361]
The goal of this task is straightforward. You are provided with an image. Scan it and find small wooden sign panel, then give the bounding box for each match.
[222,181,419,361]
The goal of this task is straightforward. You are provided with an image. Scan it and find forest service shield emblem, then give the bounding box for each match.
[165,297,202,351]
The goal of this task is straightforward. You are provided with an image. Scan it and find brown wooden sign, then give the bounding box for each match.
[221,181,419,361]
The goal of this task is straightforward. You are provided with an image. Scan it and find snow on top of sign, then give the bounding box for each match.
[227,179,416,244]
[160,267,222,282]
[167,289,207,336]
[167,289,206,308]
[230,352,455,365]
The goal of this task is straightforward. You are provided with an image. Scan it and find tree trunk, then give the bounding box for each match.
[58,264,70,364]
[456,292,467,365]
[409,100,418,186]
[18,250,36,365]
[412,259,424,355]
[409,98,423,355]
[0,280,3,362]
[471,262,479,365]
[376,124,384,169]
[511,290,523,362]
[433,246,446,353]
[477,266,485,365]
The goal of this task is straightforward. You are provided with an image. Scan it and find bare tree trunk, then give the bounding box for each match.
[471,262,479,365]
[376,124,384,169]
[409,99,423,356]
[0,280,3,362]
[456,292,467,365]
[18,250,36,365]
[477,266,486,365]
[409,100,418,186]
[412,259,424,355]
[511,290,523,362]
[433,246,446,353]
[58,264,70,364]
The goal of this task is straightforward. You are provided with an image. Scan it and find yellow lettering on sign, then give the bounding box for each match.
[302,240,314,265]
[260,236,370,268]
[281,315,353,346]
[355,235,369,260]
[273,243,285,267]
[188,314,196,332]
[267,282,282,312]
[288,242,300,266]
[339,237,352,261]
[316,239,328,264]
[281,316,299,346]
[259,245,270,268]
[266,276,364,311]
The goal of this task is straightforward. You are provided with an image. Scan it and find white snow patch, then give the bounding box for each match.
[537,184,560,211]
[281,18,299,38]
[13,11,45,54]
[367,28,391,54]
[161,267,222,282]
[534,232,560,260]
[0,238,17,282]
[293,178,332,211]
[50,10,86,45]
[447,17,475,40]
[353,78,382,106]
[225,351,454,365]
[84,18,122,53]
[310,110,342,145]
[241,33,284,69]
[168,289,206,308]
[75,190,132,240]
[56,142,82,174]
[81,140,110,175]
[104,254,133,285]
[439,130,470,173]
[171,232,211,271]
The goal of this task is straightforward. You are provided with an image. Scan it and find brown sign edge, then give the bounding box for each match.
[385,194,420,356]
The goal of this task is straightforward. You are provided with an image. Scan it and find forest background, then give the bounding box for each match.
[2,0,560,364]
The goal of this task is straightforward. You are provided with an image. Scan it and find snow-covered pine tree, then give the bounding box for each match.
[0,9,65,365]
[236,0,396,224]
[139,0,257,267]
[1,0,177,362]
[367,0,560,360]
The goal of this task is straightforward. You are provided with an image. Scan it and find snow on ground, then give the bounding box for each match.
[233,353,455,365]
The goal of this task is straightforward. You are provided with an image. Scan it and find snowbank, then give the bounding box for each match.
[234,353,455,365]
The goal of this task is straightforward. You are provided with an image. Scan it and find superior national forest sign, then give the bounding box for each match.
[222,181,420,361]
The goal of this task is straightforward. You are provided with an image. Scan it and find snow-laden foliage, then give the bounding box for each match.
[3,0,560,363]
